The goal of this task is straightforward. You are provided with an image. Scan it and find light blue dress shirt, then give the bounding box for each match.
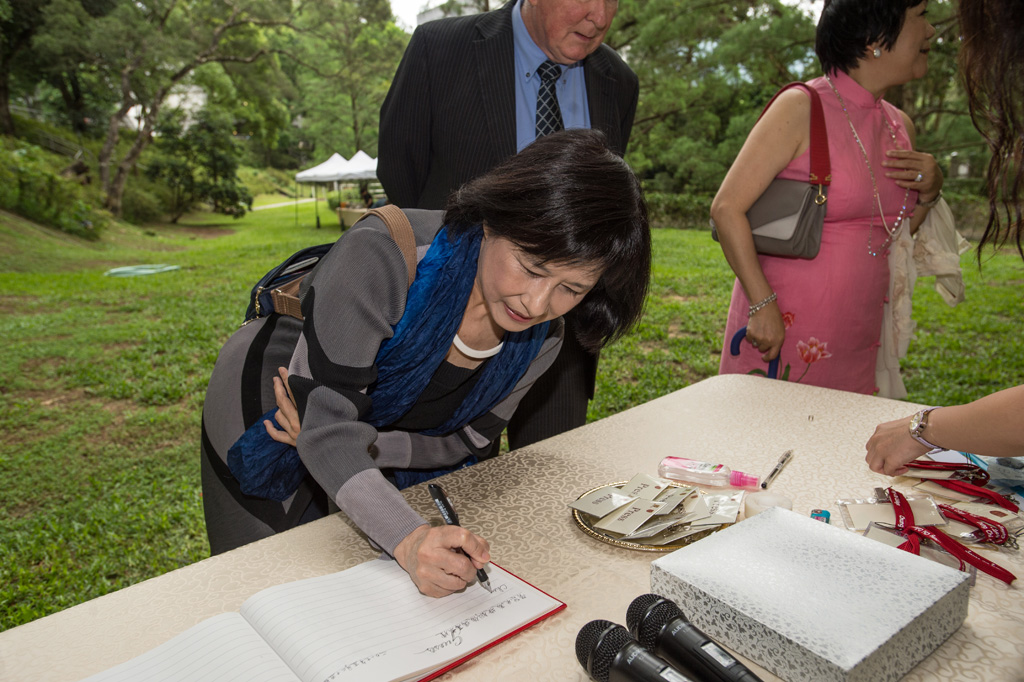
[512,0,591,152]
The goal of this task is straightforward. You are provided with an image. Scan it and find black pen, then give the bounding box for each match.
[761,450,793,489]
[427,483,492,592]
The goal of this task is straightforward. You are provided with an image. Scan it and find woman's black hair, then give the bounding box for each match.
[444,129,651,352]
[815,0,923,75]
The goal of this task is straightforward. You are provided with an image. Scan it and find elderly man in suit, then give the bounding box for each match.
[378,0,638,451]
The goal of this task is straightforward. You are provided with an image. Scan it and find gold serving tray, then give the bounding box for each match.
[571,480,723,552]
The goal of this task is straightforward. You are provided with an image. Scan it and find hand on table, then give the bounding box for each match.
[745,303,785,362]
[265,367,300,447]
[394,524,491,598]
[883,149,943,202]
[865,414,932,477]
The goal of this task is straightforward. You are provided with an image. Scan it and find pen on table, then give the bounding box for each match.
[761,450,793,489]
[427,483,492,592]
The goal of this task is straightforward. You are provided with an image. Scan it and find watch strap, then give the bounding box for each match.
[909,406,942,451]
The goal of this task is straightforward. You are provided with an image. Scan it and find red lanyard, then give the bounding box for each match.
[937,503,1010,545]
[886,488,1016,585]
[904,460,1019,512]
[932,479,1019,512]
[904,460,990,484]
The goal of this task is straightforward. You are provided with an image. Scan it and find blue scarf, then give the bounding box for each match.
[366,225,549,433]
[228,225,549,500]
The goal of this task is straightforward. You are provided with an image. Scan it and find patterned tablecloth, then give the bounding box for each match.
[1,374,1021,681]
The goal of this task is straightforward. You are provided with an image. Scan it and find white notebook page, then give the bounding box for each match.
[77,559,562,682]
[241,559,562,682]
[77,612,299,682]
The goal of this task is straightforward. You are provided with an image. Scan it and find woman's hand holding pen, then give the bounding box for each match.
[261,367,494,598]
[394,525,491,598]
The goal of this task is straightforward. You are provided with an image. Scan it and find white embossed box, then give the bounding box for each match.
[650,507,969,682]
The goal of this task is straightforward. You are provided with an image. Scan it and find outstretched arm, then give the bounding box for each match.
[866,384,1024,476]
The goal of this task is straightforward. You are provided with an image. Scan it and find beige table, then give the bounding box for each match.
[337,206,368,228]
[2,375,1021,681]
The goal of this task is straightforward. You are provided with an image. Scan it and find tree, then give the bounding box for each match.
[287,0,407,158]
[191,56,293,166]
[43,0,297,216]
[0,0,49,135]
[29,0,120,136]
[608,0,982,198]
[609,0,818,194]
[147,107,252,222]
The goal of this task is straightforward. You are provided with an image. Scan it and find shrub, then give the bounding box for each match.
[644,191,714,229]
[121,183,168,225]
[0,144,105,240]
[238,166,296,198]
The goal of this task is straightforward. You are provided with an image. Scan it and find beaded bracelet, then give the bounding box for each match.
[748,292,777,318]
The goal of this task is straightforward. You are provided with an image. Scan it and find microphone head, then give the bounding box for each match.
[626,593,686,651]
[575,619,632,682]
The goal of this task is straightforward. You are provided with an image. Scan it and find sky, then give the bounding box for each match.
[387,1,825,33]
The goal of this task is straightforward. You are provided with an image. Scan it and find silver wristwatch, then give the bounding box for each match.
[909,406,941,450]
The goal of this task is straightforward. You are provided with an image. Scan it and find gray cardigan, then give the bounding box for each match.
[288,209,564,555]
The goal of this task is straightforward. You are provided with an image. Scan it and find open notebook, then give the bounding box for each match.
[79,559,565,682]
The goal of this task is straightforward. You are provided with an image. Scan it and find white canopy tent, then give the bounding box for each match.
[293,151,379,229]
[294,153,350,229]
[337,150,377,181]
[294,153,349,182]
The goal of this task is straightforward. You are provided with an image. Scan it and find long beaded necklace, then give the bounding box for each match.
[824,74,911,257]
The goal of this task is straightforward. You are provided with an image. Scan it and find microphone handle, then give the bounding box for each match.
[656,619,763,682]
[609,641,695,682]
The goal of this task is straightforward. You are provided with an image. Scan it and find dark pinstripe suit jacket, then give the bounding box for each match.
[377,0,639,210]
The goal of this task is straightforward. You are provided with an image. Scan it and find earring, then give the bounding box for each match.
[873,47,882,58]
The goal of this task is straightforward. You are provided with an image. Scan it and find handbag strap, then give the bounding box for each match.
[757,82,831,186]
[271,206,419,321]
[270,280,305,319]
[355,205,418,287]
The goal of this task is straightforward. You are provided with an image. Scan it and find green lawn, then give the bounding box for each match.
[1,204,1022,631]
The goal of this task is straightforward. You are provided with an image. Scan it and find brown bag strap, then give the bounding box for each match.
[355,205,418,287]
[270,278,305,319]
[272,206,418,321]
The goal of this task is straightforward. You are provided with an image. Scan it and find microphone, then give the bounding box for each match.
[576,620,696,682]
[627,594,764,682]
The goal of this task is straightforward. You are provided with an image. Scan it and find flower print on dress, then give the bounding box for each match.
[741,321,833,385]
[793,336,832,383]
[797,337,832,364]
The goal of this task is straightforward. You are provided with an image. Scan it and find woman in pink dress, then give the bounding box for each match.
[712,0,944,394]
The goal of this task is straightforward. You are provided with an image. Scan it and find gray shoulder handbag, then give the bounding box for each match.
[712,82,831,259]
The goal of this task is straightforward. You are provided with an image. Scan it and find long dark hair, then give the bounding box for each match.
[444,129,651,351]
[815,0,922,75]
[959,1,1023,260]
